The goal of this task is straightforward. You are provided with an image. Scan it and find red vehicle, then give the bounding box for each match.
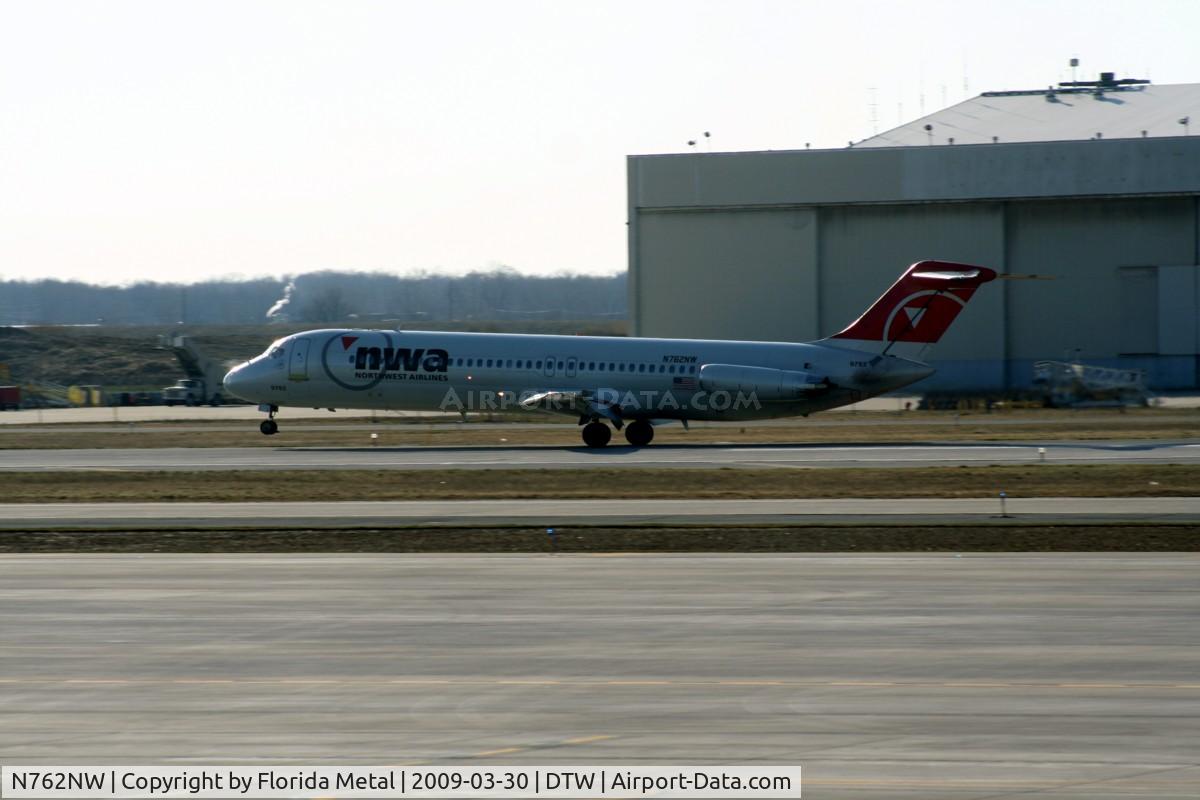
[0,385,20,411]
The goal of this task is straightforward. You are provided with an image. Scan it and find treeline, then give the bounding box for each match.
[0,269,627,325]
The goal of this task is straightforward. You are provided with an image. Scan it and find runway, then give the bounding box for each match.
[3,496,1199,528]
[3,439,1200,471]
[1,554,1196,798]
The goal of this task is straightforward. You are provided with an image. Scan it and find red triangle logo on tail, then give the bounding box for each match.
[341,336,359,350]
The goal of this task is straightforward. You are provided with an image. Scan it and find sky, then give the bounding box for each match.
[2,0,1199,286]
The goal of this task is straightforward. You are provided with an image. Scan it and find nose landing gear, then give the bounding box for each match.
[259,404,279,436]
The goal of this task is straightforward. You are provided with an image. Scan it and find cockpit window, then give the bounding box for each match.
[265,339,287,359]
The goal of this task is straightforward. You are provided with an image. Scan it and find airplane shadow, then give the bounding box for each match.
[281,440,1191,455]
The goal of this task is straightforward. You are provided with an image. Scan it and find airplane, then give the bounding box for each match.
[222,260,997,447]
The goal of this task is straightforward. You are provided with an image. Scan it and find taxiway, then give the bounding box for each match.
[2,496,1199,528]
[2,439,1199,471]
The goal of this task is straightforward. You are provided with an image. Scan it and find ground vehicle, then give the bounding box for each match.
[162,378,221,406]
[0,385,20,410]
[159,335,230,406]
[1032,360,1147,407]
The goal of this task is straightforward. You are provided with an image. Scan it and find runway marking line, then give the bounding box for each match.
[828,681,897,686]
[7,677,1199,690]
[605,680,672,685]
[473,746,524,757]
[940,681,1018,687]
[718,680,785,686]
[1056,682,1131,688]
[561,735,614,746]
[473,734,613,760]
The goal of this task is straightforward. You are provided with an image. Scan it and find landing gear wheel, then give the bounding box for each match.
[260,419,278,436]
[624,420,654,447]
[581,421,611,448]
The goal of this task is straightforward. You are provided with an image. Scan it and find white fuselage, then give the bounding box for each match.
[223,328,934,422]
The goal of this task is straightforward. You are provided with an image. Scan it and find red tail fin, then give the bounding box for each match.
[830,260,997,346]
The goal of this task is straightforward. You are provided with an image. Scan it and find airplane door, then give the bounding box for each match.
[566,357,577,378]
[542,356,555,378]
[288,338,310,381]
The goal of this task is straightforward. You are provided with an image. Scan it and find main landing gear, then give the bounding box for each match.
[579,419,655,448]
[259,404,279,436]
[624,419,654,447]
[581,421,612,448]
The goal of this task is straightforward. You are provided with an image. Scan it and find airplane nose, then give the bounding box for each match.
[223,363,252,401]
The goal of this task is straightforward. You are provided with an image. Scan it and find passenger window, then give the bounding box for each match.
[536,360,542,369]
[609,363,615,371]
[456,358,463,367]
[486,359,493,367]
[690,366,696,373]
[669,365,676,373]
[598,363,605,371]
[505,359,512,368]
[638,364,645,373]
[588,361,595,370]
[558,361,564,370]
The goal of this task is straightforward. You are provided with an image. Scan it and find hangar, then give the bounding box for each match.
[627,75,1200,389]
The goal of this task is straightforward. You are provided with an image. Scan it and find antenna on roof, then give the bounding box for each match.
[1070,57,1079,84]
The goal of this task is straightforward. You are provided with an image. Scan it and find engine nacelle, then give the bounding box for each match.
[698,363,825,403]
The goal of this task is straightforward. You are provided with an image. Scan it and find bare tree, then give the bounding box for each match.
[300,287,352,322]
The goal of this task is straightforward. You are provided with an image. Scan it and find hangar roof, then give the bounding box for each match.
[856,81,1200,148]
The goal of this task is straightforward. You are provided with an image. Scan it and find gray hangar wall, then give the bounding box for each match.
[627,139,1200,390]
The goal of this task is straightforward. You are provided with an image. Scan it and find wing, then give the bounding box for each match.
[519,389,624,426]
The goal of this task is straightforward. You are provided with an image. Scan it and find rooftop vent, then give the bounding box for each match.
[1060,71,1149,90]
[983,71,1149,99]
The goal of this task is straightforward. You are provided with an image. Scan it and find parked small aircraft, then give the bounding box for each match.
[223,261,997,447]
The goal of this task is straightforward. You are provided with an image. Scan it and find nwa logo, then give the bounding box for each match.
[883,291,968,344]
[354,346,449,372]
[322,333,449,391]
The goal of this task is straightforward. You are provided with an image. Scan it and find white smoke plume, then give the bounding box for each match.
[266,280,296,319]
